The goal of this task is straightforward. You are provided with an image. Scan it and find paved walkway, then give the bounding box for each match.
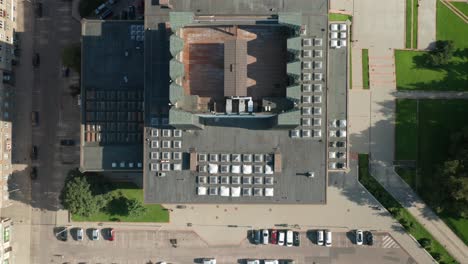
[370,161,468,263]
[418,0,437,50]
[351,46,364,90]
[396,90,468,99]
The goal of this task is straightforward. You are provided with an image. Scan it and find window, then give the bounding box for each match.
[0,21,3,29]
[3,226,10,242]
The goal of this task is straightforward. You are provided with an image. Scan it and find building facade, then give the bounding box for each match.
[0,218,11,264]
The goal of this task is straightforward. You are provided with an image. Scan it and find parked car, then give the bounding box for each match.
[293,231,300,246]
[31,145,38,160]
[32,53,40,67]
[317,230,324,246]
[76,228,83,241]
[365,231,373,245]
[355,230,363,245]
[100,8,113,19]
[202,258,216,264]
[246,260,260,264]
[30,167,38,180]
[60,139,75,146]
[325,230,332,247]
[278,231,285,246]
[286,230,293,247]
[264,260,279,264]
[108,228,115,241]
[94,3,107,15]
[270,229,278,244]
[57,227,67,241]
[252,230,261,245]
[262,229,269,245]
[91,229,100,240]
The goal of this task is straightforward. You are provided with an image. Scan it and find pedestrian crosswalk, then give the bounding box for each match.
[382,235,399,248]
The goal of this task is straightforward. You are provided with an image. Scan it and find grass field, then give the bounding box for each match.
[396,0,468,91]
[452,2,468,16]
[405,0,419,48]
[412,0,418,48]
[72,183,170,223]
[359,154,457,263]
[395,99,468,245]
[329,13,352,21]
[361,49,369,89]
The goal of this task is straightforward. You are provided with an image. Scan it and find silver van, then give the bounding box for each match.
[317,230,324,245]
[325,230,332,247]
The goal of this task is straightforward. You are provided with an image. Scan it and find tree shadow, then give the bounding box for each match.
[105,196,130,216]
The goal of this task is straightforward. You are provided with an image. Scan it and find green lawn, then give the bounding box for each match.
[396,0,468,91]
[406,0,412,48]
[329,13,352,21]
[359,154,457,264]
[361,49,369,89]
[72,183,170,222]
[405,0,418,48]
[412,0,418,48]
[452,2,468,16]
[395,99,468,245]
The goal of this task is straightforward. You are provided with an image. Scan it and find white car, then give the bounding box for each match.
[262,229,269,245]
[329,152,336,159]
[317,230,324,246]
[356,229,364,245]
[329,162,337,169]
[337,130,347,138]
[264,260,279,264]
[286,230,293,247]
[91,229,100,241]
[203,258,216,264]
[278,231,285,246]
[325,230,332,247]
[76,228,83,241]
[246,260,260,264]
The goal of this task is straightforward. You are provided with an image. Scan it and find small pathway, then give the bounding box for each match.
[418,0,437,50]
[370,161,468,264]
[395,90,468,99]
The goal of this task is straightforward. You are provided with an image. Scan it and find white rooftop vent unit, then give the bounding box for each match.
[162,140,171,148]
[313,95,322,103]
[302,117,312,126]
[242,187,252,196]
[173,152,182,160]
[220,176,230,184]
[197,186,207,196]
[151,140,159,148]
[173,163,182,171]
[313,129,322,138]
[112,162,117,168]
[220,186,230,197]
[198,176,208,184]
[265,165,274,174]
[302,49,312,58]
[137,162,142,168]
[242,164,253,174]
[220,153,230,162]
[254,165,263,174]
[265,188,274,197]
[162,129,172,137]
[302,84,312,92]
[330,39,338,48]
[232,154,241,162]
[339,40,347,48]
[290,129,301,138]
[265,177,274,185]
[330,23,339,31]
[313,107,322,115]
[302,73,312,82]
[313,118,322,126]
[339,23,347,31]
[314,61,323,70]
[302,95,312,104]
[162,152,171,160]
[303,61,312,70]
[313,73,323,81]
[173,140,182,149]
[209,176,218,184]
[243,154,253,163]
[313,38,323,47]
[302,129,312,137]
[208,163,219,174]
[151,129,159,137]
[300,24,307,36]
[173,129,182,137]
[220,165,230,173]
[120,162,125,168]
[198,153,207,162]
[254,154,264,163]
[302,106,312,115]
[231,186,241,197]
[339,32,347,39]
[313,84,323,92]
[232,176,241,185]
[209,153,219,162]
[243,176,252,185]
[248,99,254,113]
[313,50,323,58]
[232,164,241,174]
[254,176,263,185]
[209,187,218,196]
[303,38,313,47]
[161,163,171,171]
[198,164,208,173]
[330,32,339,39]
[150,152,159,160]
[253,188,263,196]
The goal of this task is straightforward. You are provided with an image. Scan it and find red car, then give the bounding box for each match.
[270,229,278,244]
[108,228,115,241]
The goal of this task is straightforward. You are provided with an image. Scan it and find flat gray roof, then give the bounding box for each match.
[143,0,329,204]
[80,20,144,171]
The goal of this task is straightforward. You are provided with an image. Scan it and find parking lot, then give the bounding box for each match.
[44,228,410,264]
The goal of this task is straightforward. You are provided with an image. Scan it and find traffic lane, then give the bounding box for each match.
[46,229,412,264]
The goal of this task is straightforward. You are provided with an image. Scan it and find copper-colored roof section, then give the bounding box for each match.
[224,38,247,97]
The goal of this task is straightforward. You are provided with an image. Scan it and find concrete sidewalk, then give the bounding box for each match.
[370,161,468,264]
[418,0,437,50]
[395,90,468,99]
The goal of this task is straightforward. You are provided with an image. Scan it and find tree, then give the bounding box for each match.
[424,40,455,66]
[126,198,147,217]
[62,176,102,217]
[418,238,431,249]
[62,44,81,73]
